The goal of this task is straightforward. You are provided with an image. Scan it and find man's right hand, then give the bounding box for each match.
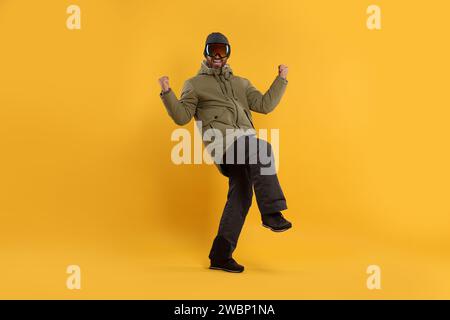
[158,76,170,93]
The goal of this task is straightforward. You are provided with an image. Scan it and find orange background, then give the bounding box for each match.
[1,0,450,299]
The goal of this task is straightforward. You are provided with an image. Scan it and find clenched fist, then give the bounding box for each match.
[278,65,288,79]
[158,76,170,93]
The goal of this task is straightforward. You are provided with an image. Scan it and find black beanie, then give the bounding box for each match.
[204,32,231,57]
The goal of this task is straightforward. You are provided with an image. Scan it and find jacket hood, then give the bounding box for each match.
[197,60,233,79]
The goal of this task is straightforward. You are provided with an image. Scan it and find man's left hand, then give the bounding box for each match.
[278,64,288,79]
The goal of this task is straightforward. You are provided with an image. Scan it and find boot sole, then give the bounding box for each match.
[209,266,244,273]
[262,223,292,232]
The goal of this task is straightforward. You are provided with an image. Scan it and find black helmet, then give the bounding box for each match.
[203,32,231,58]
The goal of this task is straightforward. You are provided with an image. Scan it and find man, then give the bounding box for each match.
[158,32,292,273]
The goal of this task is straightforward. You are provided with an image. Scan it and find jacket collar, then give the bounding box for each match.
[197,60,233,79]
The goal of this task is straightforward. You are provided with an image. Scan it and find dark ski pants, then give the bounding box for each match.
[209,134,287,262]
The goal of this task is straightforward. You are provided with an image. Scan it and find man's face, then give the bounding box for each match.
[206,54,228,69]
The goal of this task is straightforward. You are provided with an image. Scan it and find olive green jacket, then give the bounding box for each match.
[160,60,288,175]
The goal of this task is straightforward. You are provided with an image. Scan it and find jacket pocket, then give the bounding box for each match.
[200,108,228,128]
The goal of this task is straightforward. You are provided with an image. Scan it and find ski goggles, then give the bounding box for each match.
[205,43,231,58]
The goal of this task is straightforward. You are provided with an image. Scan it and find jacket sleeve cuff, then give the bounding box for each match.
[159,88,180,112]
[275,75,288,85]
[160,88,172,97]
